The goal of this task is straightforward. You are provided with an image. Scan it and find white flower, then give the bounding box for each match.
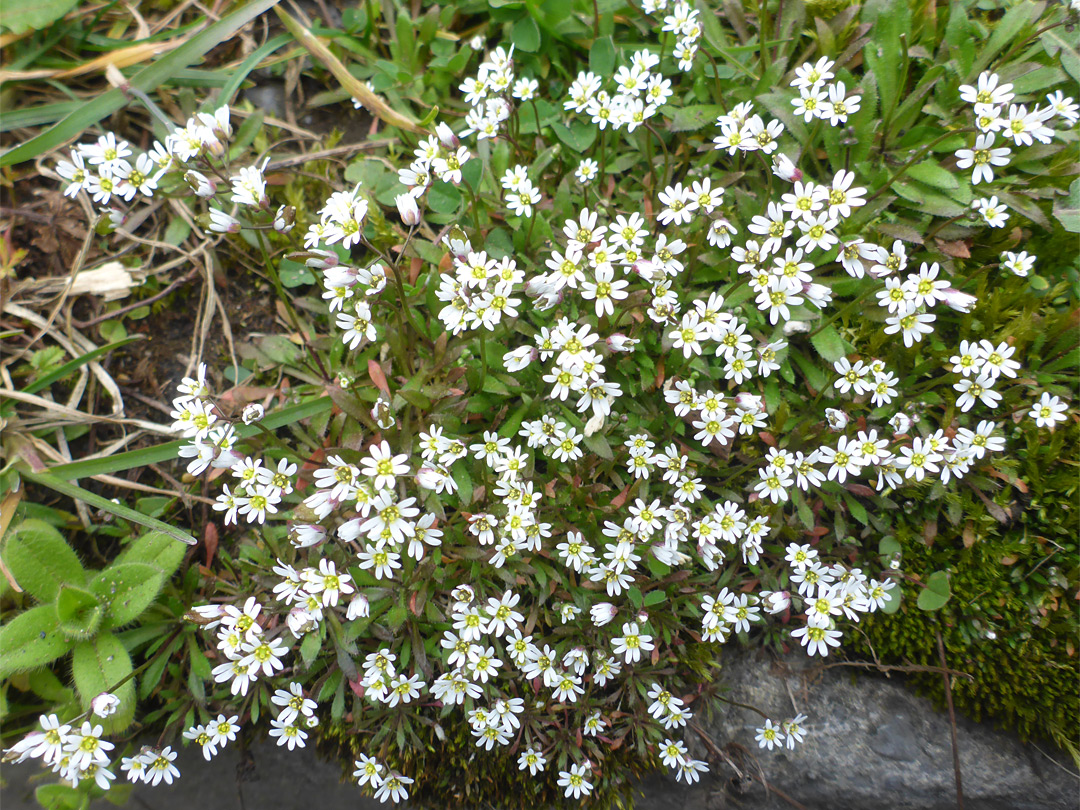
[90,692,121,718]
[1029,392,1068,428]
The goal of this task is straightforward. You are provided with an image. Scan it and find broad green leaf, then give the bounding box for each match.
[904,160,958,190]
[0,0,78,35]
[71,633,136,733]
[511,16,541,52]
[644,590,667,607]
[91,563,166,627]
[55,584,104,639]
[34,784,86,810]
[0,605,72,679]
[809,324,847,364]
[550,119,598,153]
[589,36,616,76]
[0,0,284,167]
[279,257,316,287]
[1053,178,1080,234]
[427,181,462,214]
[1043,28,1080,83]
[916,570,951,611]
[666,104,725,132]
[3,518,86,602]
[114,530,187,576]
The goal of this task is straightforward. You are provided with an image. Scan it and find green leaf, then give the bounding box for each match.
[511,16,541,52]
[904,160,958,190]
[2,518,86,602]
[628,587,643,609]
[589,35,616,76]
[34,784,86,810]
[71,633,136,733]
[666,104,725,132]
[1043,28,1080,83]
[880,583,901,614]
[114,530,187,577]
[879,534,901,560]
[19,469,196,546]
[916,570,951,611]
[582,432,613,460]
[279,257,316,287]
[809,324,847,364]
[91,563,166,627]
[0,605,72,679]
[972,2,1039,77]
[0,0,79,35]
[643,590,667,607]
[427,181,462,214]
[550,120,597,153]
[55,584,104,639]
[0,0,284,168]
[1054,178,1080,234]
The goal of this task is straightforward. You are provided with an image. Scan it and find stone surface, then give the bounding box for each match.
[3,651,1076,809]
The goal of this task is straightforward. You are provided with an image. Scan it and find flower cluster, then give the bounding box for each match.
[3,714,180,790]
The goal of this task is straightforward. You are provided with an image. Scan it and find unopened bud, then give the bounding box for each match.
[396,193,421,226]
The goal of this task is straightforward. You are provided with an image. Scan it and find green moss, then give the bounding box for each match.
[857,422,1079,753]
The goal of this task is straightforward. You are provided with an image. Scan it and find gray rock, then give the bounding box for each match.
[678,650,1080,810]
[3,652,1075,810]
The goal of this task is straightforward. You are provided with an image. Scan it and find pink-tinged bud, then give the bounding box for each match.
[396,193,421,226]
[185,604,226,627]
[435,121,459,149]
[771,153,801,182]
[502,346,536,372]
[606,334,639,353]
[106,209,128,229]
[940,287,977,313]
[91,693,121,717]
[735,392,765,412]
[761,590,791,614]
[290,523,327,548]
[636,610,649,624]
[346,594,370,620]
[304,249,340,270]
[590,602,618,626]
[825,408,850,431]
[632,259,660,280]
[415,466,443,490]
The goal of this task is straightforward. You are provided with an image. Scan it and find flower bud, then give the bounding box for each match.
[502,346,536,372]
[274,205,296,233]
[184,170,216,198]
[735,392,765,413]
[371,398,396,429]
[347,594,370,620]
[91,693,120,717]
[825,408,850,431]
[290,523,327,548]
[241,403,265,425]
[396,193,422,226]
[771,153,802,182]
[782,320,811,335]
[940,287,978,313]
[761,590,791,614]
[207,208,241,234]
[287,607,317,638]
[889,412,913,435]
[590,603,618,627]
[631,258,660,280]
[636,610,649,624]
[435,121,459,149]
[304,249,340,270]
[606,334,638,353]
[415,465,445,491]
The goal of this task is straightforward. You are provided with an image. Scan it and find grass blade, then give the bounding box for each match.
[0,0,282,168]
[47,396,333,479]
[24,336,142,396]
[19,469,197,546]
[210,33,293,110]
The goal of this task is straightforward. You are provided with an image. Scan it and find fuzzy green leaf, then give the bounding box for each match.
[2,518,86,602]
[55,584,104,640]
[511,16,541,52]
[71,633,136,733]
[589,35,615,76]
[33,784,86,810]
[810,324,847,364]
[0,605,72,679]
[114,530,187,578]
[904,160,958,190]
[91,563,166,628]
